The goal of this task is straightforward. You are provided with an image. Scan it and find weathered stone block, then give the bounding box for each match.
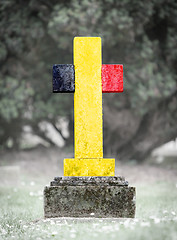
[64,158,115,176]
[44,177,136,218]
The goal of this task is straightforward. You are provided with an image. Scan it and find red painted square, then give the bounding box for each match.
[102,64,123,93]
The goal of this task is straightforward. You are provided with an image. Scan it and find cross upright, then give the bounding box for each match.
[53,37,123,176]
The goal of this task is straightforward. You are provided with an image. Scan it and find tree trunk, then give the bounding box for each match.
[103,90,177,161]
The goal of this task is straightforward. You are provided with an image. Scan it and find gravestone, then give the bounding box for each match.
[44,37,136,218]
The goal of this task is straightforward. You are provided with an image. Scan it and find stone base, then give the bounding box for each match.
[64,158,115,176]
[44,177,136,218]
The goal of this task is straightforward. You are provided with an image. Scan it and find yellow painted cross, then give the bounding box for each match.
[53,37,123,176]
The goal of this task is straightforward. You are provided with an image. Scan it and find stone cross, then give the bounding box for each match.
[53,37,123,176]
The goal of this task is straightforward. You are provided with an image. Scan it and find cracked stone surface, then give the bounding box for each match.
[44,176,136,218]
[51,176,128,186]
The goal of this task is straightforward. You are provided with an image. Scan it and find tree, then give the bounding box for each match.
[0,0,176,161]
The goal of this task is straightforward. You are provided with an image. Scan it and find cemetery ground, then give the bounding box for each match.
[0,147,177,240]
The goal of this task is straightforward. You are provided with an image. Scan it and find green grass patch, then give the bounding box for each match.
[0,180,177,240]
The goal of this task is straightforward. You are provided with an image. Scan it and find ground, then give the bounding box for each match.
[0,147,177,240]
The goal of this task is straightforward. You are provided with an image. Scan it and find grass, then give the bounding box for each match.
[0,147,177,239]
[0,179,177,240]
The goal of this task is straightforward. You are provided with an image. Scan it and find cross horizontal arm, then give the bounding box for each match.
[53,64,123,93]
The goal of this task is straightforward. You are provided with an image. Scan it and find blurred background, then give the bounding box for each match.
[0,0,177,164]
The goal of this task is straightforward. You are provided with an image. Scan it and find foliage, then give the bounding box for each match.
[0,0,176,158]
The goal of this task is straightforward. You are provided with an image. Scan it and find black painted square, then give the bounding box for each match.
[53,64,75,93]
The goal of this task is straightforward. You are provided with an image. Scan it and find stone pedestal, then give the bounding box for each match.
[44,176,136,218]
